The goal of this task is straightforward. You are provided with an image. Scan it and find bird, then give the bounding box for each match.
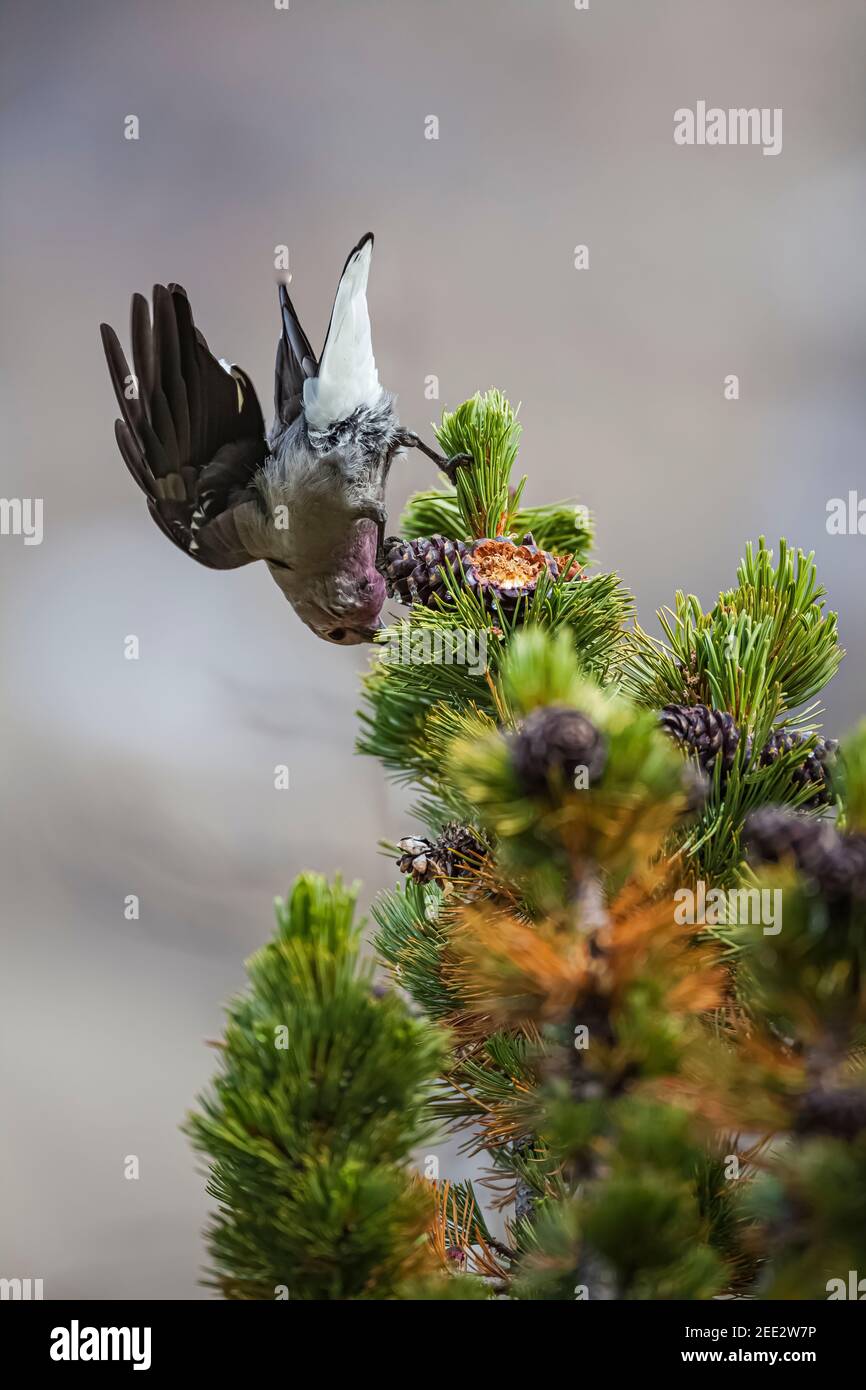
[100,233,469,645]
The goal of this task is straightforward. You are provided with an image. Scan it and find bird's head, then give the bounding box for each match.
[265,521,387,645]
[287,571,386,644]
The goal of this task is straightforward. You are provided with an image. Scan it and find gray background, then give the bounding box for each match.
[1,0,864,1298]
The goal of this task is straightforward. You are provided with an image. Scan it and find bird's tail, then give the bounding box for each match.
[303,232,382,430]
[274,282,317,428]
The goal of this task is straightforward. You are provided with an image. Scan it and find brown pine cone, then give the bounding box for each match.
[511,705,607,795]
[397,823,487,885]
[758,730,838,809]
[796,1086,866,1140]
[382,534,470,606]
[382,534,561,616]
[743,807,866,902]
[660,704,746,785]
[661,705,837,806]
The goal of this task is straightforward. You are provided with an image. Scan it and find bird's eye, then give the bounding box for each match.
[328,627,347,643]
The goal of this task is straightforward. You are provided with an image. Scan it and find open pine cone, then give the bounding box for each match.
[397,823,487,885]
[383,533,581,616]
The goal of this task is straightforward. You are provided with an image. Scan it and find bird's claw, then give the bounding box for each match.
[398,430,474,484]
[376,533,403,576]
[441,452,473,484]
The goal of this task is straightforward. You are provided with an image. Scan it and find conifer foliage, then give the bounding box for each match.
[186,875,446,1299]
[189,391,865,1300]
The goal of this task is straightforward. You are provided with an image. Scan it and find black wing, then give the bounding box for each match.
[101,285,268,569]
[273,281,318,430]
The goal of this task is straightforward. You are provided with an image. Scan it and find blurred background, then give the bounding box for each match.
[1,0,865,1298]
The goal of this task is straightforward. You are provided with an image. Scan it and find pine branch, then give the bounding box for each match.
[372,879,461,1023]
[185,874,448,1300]
[191,368,862,1300]
[445,630,690,898]
[688,845,866,1295]
[622,537,843,726]
[399,486,594,562]
[836,717,866,833]
[433,390,526,538]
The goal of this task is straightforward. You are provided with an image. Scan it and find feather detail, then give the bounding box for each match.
[101,285,268,569]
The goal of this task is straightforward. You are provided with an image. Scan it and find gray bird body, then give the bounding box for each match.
[100,233,463,645]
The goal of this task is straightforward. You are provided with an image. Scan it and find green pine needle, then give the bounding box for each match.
[399,486,595,563]
[434,390,526,538]
[185,874,447,1300]
[622,537,843,726]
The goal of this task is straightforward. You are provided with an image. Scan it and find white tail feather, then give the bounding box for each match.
[303,237,382,429]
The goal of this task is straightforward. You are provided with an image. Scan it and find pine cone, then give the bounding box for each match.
[382,534,560,616]
[660,704,746,785]
[397,823,486,885]
[511,705,607,796]
[795,1087,866,1141]
[382,535,470,606]
[661,705,837,805]
[758,730,838,809]
[743,807,866,902]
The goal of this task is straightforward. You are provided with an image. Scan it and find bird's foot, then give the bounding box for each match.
[440,452,473,485]
[397,430,474,485]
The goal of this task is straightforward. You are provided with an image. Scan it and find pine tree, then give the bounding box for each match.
[185,875,452,1299]
[188,390,864,1300]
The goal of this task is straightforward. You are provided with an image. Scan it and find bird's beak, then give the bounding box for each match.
[358,619,385,643]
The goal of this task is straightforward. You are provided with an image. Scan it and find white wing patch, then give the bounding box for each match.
[303,238,383,430]
[218,358,245,412]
